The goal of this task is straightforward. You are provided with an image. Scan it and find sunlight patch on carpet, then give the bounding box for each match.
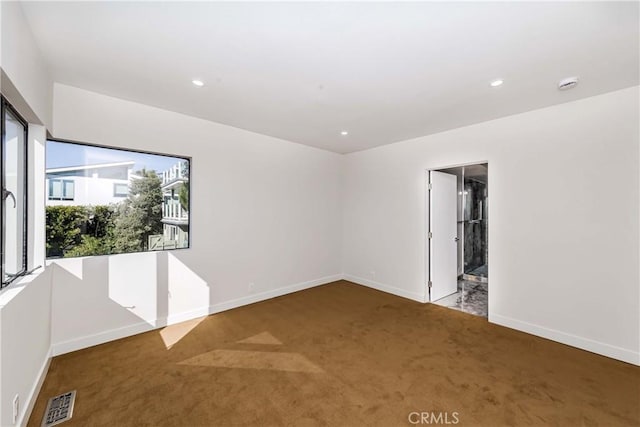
[236,331,283,345]
[160,316,206,349]
[178,349,324,373]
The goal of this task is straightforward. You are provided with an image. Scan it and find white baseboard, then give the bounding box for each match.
[19,347,52,427]
[207,274,343,315]
[343,274,424,302]
[165,307,211,326]
[51,274,342,356]
[52,321,156,356]
[490,313,640,366]
[342,276,639,365]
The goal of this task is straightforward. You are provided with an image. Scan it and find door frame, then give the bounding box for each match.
[425,160,489,303]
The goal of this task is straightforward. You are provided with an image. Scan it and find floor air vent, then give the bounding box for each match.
[41,391,76,427]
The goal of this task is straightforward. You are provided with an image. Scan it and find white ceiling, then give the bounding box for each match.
[21,2,639,154]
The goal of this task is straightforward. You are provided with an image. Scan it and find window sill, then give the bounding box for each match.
[0,266,47,307]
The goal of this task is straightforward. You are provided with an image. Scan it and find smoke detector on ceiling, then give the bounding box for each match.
[558,76,579,91]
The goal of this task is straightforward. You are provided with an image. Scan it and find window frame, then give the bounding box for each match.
[1,96,29,288]
[45,137,192,258]
[113,182,128,197]
[48,178,75,201]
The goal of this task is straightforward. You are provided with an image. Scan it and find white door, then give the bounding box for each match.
[429,171,458,301]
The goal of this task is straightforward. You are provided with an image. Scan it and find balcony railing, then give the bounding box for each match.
[163,200,188,222]
[162,161,189,186]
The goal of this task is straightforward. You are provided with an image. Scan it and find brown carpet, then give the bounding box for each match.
[28,281,639,426]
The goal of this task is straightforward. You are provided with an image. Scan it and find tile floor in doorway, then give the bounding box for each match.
[468,264,488,278]
[433,280,488,317]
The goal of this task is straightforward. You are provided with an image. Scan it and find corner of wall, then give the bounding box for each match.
[0,1,54,130]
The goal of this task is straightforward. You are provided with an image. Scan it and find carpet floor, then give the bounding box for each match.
[28,281,639,426]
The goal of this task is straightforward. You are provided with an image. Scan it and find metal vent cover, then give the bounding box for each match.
[41,391,76,427]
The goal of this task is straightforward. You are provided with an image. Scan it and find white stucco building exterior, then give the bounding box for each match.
[45,161,136,206]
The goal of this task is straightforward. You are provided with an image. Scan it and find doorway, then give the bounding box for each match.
[427,163,488,318]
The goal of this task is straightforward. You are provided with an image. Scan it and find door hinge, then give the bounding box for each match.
[428,182,432,190]
[428,232,433,239]
[428,281,432,288]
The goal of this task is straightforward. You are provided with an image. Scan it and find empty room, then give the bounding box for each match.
[0,1,638,426]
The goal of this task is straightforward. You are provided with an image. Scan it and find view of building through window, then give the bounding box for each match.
[45,140,190,258]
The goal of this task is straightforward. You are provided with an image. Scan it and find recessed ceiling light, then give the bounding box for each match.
[558,76,579,91]
[341,131,349,136]
[192,80,204,87]
[490,79,504,87]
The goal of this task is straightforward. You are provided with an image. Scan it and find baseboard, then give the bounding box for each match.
[19,347,52,427]
[51,274,342,356]
[165,307,211,325]
[207,274,344,315]
[52,321,156,356]
[343,274,424,302]
[490,313,640,366]
[169,274,344,322]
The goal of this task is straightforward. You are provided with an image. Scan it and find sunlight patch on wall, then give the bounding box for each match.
[51,258,83,280]
[167,253,209,317]
[108,252,157,324]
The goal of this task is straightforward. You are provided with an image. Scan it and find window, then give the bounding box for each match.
[48,179,75,200]
[46,139,190,258]
[113,183,128,197]
[1,97,28,287]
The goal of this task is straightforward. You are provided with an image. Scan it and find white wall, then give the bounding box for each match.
[0,269,52,427]
[0,20,51,421]
[50,83,343,354]
[343,87,640,365]
[27,126,47,273]
[0,1,53,129]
